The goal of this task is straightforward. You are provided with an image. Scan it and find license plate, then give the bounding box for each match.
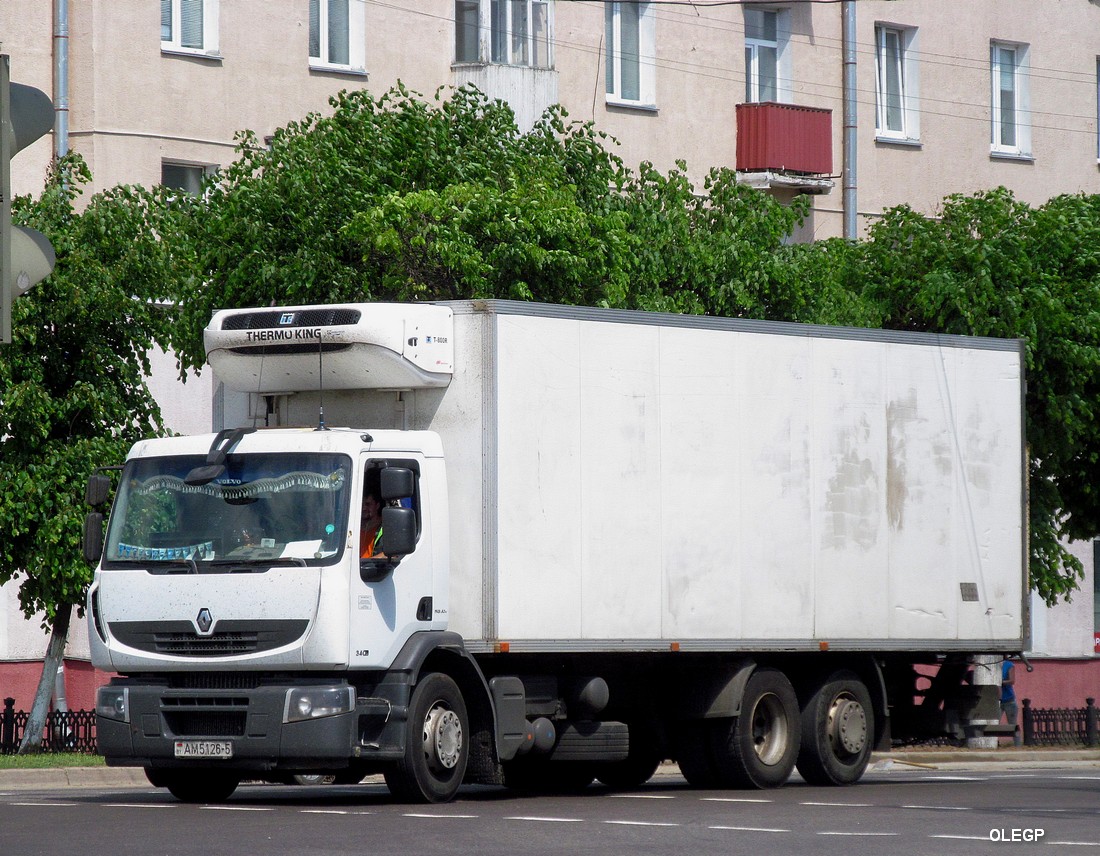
[174,740,233,759]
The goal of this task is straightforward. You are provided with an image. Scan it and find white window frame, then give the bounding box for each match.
[310,0,367,74]
[605,1,656,109]
[744,8,778,103]
[491,1,552,68]
[454,1,553,68]
[874,23,920,143]
[161,161,218,198]
[161,0,220,58]
[990,40,1031,158]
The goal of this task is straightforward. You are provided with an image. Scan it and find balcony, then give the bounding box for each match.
[735,102,834,195]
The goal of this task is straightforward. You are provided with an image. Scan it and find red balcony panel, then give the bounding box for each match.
[736,102,833,176]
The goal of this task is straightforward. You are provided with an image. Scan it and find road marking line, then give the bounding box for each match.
[302,809,351,815]
[506,816,585,823]
[922,776,981,781]
[610,793,676,799]
[818,831,897,836]
[702,797,772,803]
[902,805,973,811]
[604,820,680,827]
[103,803,175,809]
[200,805,274,811]
[9,802,77,807]
[402,813,478,819]
[800,801,872,807]
[931,835,990,841]
[709,825,789,833]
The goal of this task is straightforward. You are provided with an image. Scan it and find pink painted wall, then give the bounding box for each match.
[1015,659,1100,709]
[0,661,113,712]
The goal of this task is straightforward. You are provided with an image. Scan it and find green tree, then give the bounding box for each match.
[0,155,179,749]
[174,85,807,369]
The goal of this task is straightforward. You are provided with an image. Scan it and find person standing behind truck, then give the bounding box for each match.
[1001,657,1022,747]
[360,491,384,558]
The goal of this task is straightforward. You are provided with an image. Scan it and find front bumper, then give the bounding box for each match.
[96,675,413,772]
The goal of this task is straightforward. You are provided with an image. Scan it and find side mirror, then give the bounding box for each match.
[380,467,414,502]
[85,474,111,508]
[379,506,417,557]
[83,512,104,564]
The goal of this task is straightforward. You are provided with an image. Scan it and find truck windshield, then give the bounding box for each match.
[102,452,352,570]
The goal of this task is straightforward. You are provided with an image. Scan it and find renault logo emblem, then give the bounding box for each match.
[196,608,214,634]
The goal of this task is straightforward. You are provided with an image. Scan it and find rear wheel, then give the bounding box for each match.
[384,672,469,803]
[795,670,874,786]
[159,769,240,803]
[712,668,800,789]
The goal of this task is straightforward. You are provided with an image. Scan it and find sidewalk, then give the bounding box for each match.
[2,748,1099,791]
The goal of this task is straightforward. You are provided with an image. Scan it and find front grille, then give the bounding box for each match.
[110,620,309,657]
[155,631,259,656]
[164,710,248,737]
[168,673,263,691]
[220,308,361,330]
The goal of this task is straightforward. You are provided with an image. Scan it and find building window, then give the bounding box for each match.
[162,161,217,196]
[744,8,778,102]
[990,40,1031,156]
[605,1,656,107]
[875,24,919,142]
[161,0,219,56]
[454,1,551,68]
[310,0,366,73]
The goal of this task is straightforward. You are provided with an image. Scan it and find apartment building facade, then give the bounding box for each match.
[0,0,1098,710]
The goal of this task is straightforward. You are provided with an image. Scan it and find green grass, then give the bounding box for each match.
[0,752,104,769]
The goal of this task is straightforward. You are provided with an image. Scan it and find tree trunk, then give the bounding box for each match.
[18,603,72,754]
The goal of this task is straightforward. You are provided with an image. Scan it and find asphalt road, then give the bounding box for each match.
[2,757,1099,856]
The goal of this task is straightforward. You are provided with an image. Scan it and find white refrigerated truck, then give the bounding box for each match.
[85,300,1027,803]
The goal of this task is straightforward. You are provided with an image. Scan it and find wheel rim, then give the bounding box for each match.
[749,692,789,766]
[423,702,463,771]
[827,693,867,758]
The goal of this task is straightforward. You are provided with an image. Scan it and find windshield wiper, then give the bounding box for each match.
[150,559,198,575]
[208,557,308,571]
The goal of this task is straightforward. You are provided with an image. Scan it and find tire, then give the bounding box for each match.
[160,769,240,803]
[795,670,874,786]
[676,722,721,788]
[384,672,469,803]
[712,667,800,789]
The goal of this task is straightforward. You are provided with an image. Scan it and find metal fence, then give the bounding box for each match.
[1,698,98,755]
[1022,697,1099,747]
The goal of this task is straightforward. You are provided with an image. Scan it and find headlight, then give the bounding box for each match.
[96,687,129,723]
[283,686,355,723]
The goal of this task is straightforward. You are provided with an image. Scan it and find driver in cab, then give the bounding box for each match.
[360,491,384,559]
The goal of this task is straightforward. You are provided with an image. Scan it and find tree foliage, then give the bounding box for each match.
[0,155,178,623]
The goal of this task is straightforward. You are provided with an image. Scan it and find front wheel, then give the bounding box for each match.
[795,670,874,786]
[384,672,469,803]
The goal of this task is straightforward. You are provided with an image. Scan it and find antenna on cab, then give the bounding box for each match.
[315,331,327,432]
